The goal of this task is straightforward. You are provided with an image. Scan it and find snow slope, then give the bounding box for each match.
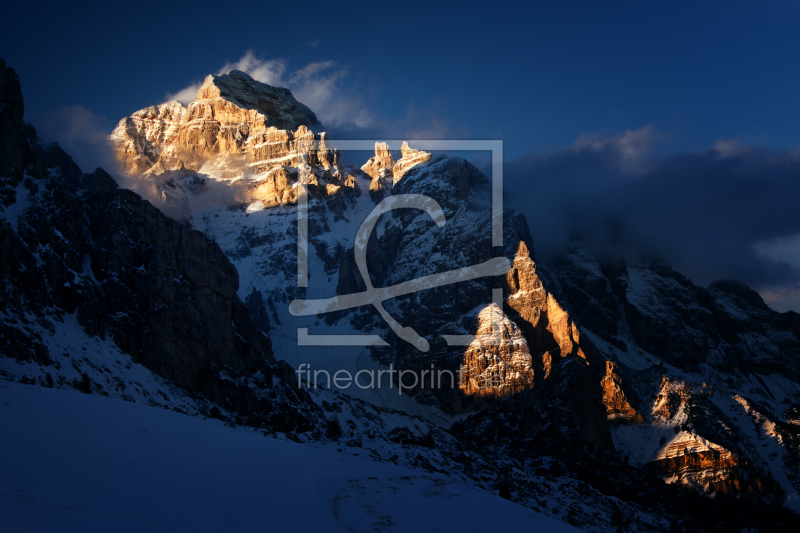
[0,381,578,532]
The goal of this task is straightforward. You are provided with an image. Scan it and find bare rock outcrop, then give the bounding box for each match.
[643,378,773,494]
[110,69,351,209]
[0,58,31,185]
[361,141,395,179]
[393,141,432,182]
[648,431,746,493]
[0,59,320,430]
[505,240,586,361]
[458,304,535,399]
[362,141,432,201]
[111,70,320,175]
[601,361,643,423]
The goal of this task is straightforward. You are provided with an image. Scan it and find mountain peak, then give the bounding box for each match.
[110,68,325,177]
[194,69,319,128]
[709,278,771,310]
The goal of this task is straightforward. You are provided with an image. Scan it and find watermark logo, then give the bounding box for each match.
[296,363,512,395]
[289,140,505,351]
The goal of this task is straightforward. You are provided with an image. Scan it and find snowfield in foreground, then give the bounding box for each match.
[0,381,577,532]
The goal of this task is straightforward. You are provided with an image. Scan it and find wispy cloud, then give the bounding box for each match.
[289,61,373,128]
[505,126,800,311]
[759,283,800,313]
[164,50,468,140]
[321,100,466,147]
[218,51,286,86]
[572,126,664,175]
[395,102,463,140]
[165,84,203,107]
[754,234,800,312]
[31,105,116,173]
[165,51,372,128]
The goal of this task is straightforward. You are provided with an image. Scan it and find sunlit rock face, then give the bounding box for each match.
[111,70,321,176]
[640,378,773,495]
[649,431,746,493]
[601,361,643,423]
[110,100,187,175]
[505,240,586,365]
[393,141,433,183]
[458,303,535,399]
[361,141,395,180]
[110,69,351,213]
[362,141,432,201]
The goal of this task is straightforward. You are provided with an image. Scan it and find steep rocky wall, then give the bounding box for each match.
[0,59,320,429]
[111,70,322,177]
[348,155,594,413]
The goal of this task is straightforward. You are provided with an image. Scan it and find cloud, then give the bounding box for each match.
[163,51,467,147]
[753,234,800,311]
[572,126,663,174]
[289,61,373,128]
[165,51,372,128]
[31,105,116,173]
[320,100,466,156]
[758,283,800,314]
[395,102,461,140]
[218,51,286,86]
[166,83,203,105]
[505,127,800,311]
[754,233,800,269]
[112,170,250,226]
[712,137,765,160]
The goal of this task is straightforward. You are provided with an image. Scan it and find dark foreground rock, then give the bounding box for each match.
[0,57,319,431]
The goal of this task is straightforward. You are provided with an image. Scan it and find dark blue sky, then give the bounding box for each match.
[4,0,800,157]
[3,0,800,311]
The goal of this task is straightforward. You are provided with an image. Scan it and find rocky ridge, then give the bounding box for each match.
[110,70,359,223]
[111,70,319,176]
[550,242,800,507]
[110,69,578,414]
[0,59,318,431]
[362,141,433,200]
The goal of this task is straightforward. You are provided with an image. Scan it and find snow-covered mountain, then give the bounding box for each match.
[106,66,800,530]
[108,68,582,418]
[3,58,800,531]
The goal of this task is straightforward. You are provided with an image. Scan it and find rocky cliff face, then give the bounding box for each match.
[548,242,800,509]
[601,360,644,423]
[361,141,433,183]
[0,58,31,186]
[110,69,355,218]
[458,303,535,399]
[350,155,590,413]
[0,59,320,431]
[111,70,319,175]
[361,141,433,201]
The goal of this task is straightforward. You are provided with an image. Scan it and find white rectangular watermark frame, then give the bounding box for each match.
[294,140,503,349]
